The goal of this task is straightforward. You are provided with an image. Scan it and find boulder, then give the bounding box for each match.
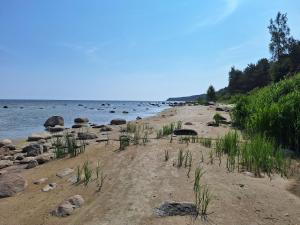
[14,153,25,161]
[0,139,12,148]
[19,157,36,164]
[51,195,84,217]
[47,125,65,133]
[207,121,219,127]
[74,118,89,123]
[72,124,88,129]
[184,122,193,125]
[27,134,50,142]
[44,116,64,128]
[5,144,16,150]
[100,126,112,132]
[0,173,27,198]
[173,129,198,136]
[136,116,142,120]
[216,107,225,112]
[77,132,98,140]
[22,144,43,157]
[35,153,54,164]
[56,168,74,178]
[154,201,197,217]
[26,160,38,169]
[42,183,57,192]
[0,160,13,169]
[110,119,126,125]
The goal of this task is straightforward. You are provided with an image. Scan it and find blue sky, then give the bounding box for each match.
[0,0,299,100]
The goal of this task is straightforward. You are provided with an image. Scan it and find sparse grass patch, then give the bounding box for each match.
[200,138,212,148]
[83,160,93,186]
[164,149,169,161]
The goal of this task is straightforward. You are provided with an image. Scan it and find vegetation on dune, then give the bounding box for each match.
[231,73,300,153]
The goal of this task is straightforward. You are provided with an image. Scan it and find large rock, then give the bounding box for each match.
[110,119,126,125]
[74,118,89,123]
[0,139,12,147]
[0,160,13,169]
[26,160,38,169]
[51,195,84,217]
[173,129,198,136]
[155,201,197,217]
[44,116,64,128]
[100,126,112,132]
[27,133,51,142]
[77,132,98,140]
[47,125,65,133]
[22,144,43,157]
[0,173,27,198]
[56,168,74,178]
[35,153,54,164]
[72,124,88,129]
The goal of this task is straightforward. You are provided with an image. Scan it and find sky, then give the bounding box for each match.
[0,0,299,101]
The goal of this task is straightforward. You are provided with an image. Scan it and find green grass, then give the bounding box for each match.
[156,121,182,138]
[231,73,300,153]
[213,113,227,125]
[119,135,130,150]
[216,131,292,177]
[82,160,93,186]
[200,138,212,148]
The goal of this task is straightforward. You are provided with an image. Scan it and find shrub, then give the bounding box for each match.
[231,73,300,153]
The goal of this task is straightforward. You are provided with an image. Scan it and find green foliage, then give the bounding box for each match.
[156,122,182,138]
[119,135,130,150]
[194,167,212,216]
[83,160,93,186]
[231,73,300,152]
[213,113,227,125]
[200,138,212,148]
[217,132,292,177]
[206,85,216,101]
[52,134,86,159]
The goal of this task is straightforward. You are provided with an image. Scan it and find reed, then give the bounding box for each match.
[83,160,93,186]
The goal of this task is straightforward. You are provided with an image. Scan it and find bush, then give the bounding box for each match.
[231,73,300,153]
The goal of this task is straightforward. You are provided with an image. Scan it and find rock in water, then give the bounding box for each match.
[110,119,126,125]
[173,129,198,136]
[77,132,98,140]
[51,195,84,217]
[44,116,64,128]
[155,201,197,217]
[0,173,27,198]
[74,118,89,123]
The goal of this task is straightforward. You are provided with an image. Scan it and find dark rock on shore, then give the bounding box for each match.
[26,160,38,169]
[74,118,89,123]
[136,116,142,120]
[77,132,98,140]
[47,125,65,133]
[72,124,88,129]
[44,116,64,128]
[22,144,43,157]
[100,126,112,132]
[155,201,197,217]
[0,173,27,198]
[110,119,126,125]
[173,129,198,136]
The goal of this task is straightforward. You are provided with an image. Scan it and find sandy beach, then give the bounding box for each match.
[0,105,299,225]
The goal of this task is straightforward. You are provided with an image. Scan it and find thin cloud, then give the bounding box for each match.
[188,0,241,32]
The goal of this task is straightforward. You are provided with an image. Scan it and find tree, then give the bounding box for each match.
[268,12,293,61]
[228,67,243,93]
[206,85,216,101]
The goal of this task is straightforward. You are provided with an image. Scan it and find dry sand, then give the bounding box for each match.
[0,105,299,225]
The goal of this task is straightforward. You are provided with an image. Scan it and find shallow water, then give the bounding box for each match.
[0,100,168,139]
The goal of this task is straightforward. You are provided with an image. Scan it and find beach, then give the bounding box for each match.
[0,105,299,225]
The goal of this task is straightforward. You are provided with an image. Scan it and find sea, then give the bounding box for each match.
[0,100,169,140]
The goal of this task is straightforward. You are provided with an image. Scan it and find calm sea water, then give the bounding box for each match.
[0,100,169,140]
